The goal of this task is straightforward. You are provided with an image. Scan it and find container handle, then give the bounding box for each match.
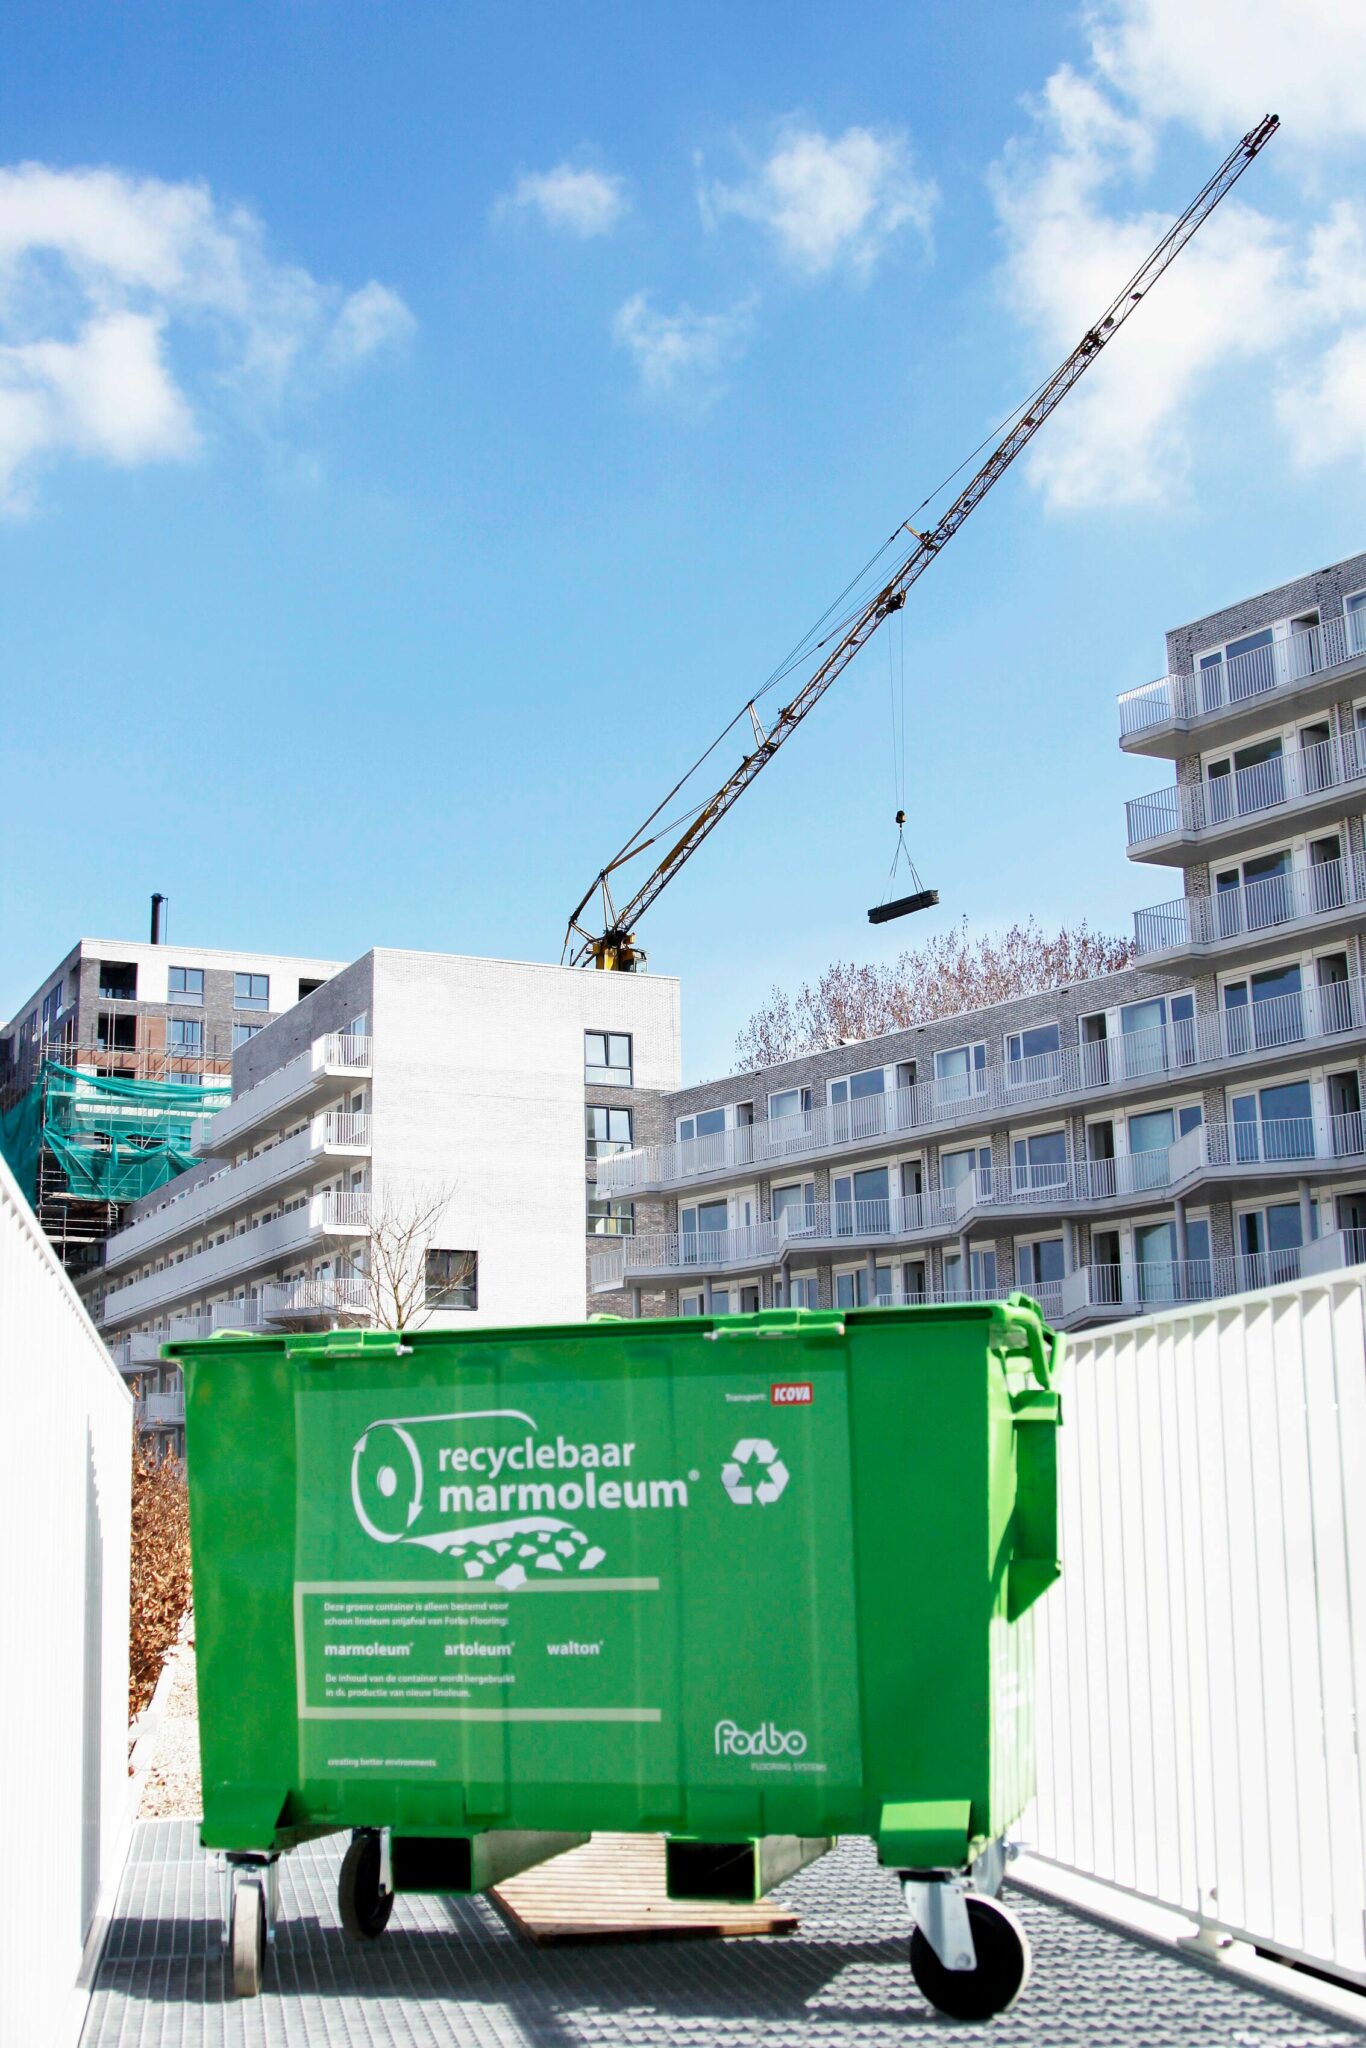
[992,1295,1061,1390]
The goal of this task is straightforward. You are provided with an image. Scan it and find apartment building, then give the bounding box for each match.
[91,949,680,1445]
[0,932,347,1283]
[593,550,1366,1327]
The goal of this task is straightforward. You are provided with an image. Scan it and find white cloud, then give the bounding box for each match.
[0,162,413,510]
[612,291,756,393]
[703,124,937,278]
[327,280,416,365]
[1087,0,1366,149]
[502,163,628,238]
[991,5,1366,511]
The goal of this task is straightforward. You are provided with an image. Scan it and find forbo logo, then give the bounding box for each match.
[715,1718,808,1758]
[721,1438,789,1506]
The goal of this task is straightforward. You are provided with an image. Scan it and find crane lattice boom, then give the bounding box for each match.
[564,112,1279,971]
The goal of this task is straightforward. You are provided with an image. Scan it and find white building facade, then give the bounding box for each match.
[89,950,680,1436]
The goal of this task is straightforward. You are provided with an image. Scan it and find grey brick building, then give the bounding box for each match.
[592,550,1366,1327]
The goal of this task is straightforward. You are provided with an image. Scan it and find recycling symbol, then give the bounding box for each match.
[721,1438,789,1507]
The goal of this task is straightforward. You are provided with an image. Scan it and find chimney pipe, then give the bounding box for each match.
[150,893,167,945]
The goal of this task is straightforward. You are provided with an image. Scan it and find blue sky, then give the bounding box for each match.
[2,0,1364,1079]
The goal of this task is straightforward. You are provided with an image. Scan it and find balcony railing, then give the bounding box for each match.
[1127,731,1366,848]
[312,1191,371,1232]
[261,1275,369,1319]
[319,1110,372,1148]
[1062,1249,1304,1321]
[1134,855,1366,956]
[136,1390,186,1427]
[601,979,1366,1194]
[1302,1227,1366,1277]
[1118,611,1366,738]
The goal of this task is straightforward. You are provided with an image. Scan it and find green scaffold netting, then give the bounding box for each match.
[0,1062,230,1204]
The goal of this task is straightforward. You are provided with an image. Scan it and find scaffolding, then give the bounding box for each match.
[0,1056,231,1275]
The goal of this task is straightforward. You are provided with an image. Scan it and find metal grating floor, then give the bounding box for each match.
[82,1821,1365,2047]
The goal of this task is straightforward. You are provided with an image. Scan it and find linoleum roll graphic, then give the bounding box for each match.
[349,1407,652,1588]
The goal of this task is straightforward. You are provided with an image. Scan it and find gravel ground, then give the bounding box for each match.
[137,1628,203,1820]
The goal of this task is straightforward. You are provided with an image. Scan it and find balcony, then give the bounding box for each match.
[1118,611,1366,758]
[206,1030,372,1152]
[101,1191,371,1326]
[260,1275,370,1323]
[1133,855,1366,963]
[592,1223,782,1289]
[103,1111,373,1270]
[1059,1249,1304,1324]
[1302,1227,1366,1277]
[600,979,1366,1196]
[136,1390,186,1428]
[1126,733,1366,864]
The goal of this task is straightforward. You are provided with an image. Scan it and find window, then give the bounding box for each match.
[1349,591,1366,657]
[587,1196,634,1236]
[678,1107,726,1143]
[98,962,137,1001]
[1230,1078,1314,1162]
[298,978,326,999]
[788,1274,819,1309]
[1223,964,1303,1052]
[832,1165,890,1233]
[940,1144,991,1191]
[944,1247,997,1298]
[831,1068,885,1103]
[1214,849,1293,937]
[1237,1204,1302,1284]
[235,972,269,1010]
[233,1023,263,1050]
[835,1264,897,1308]
[768,1086,812,1122]
[1117,991,1196,1077]
[168,966,204,1004]
[98,1012,137,1051]
[771,1181,815,1229]
[586,1105,633,1158]
[830,1068,887,1135]
[41,980,66,1036]
[585,1031,632,1084]
[935,1043,986,1099]
[425,1249,477,1309]
[1006,1022,1060,1069]
[1017,1239,1065,1291]
[168,1016,203,1050]
[1205,735,1285,823]
[1011,1129,1067,1189]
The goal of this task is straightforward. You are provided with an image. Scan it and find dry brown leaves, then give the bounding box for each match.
[129,1427,192,1719]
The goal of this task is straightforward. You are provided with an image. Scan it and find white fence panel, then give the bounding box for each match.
[1030,1268,1366,1982]
[0,1152,132,2048]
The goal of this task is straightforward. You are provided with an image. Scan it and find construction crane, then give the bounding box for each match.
[563,113,1280,972]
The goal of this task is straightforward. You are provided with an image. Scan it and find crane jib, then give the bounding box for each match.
[565,112,1280,970]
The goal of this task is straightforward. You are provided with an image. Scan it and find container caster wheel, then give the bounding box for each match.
[339,1830,393,1940]
[230,1877,267,1997]
[909,1894,1031,2022]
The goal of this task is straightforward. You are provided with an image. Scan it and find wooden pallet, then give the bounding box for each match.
[490,1833,800,1945]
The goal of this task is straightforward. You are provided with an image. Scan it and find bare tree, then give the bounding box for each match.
[734,918,1136,1069]
[350,1178,464,1331]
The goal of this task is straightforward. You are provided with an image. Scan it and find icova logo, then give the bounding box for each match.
[714,1718,808,1757]
[721,1438,789,1506]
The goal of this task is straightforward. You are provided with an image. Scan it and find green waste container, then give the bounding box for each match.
[169,1295,1062,2019]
